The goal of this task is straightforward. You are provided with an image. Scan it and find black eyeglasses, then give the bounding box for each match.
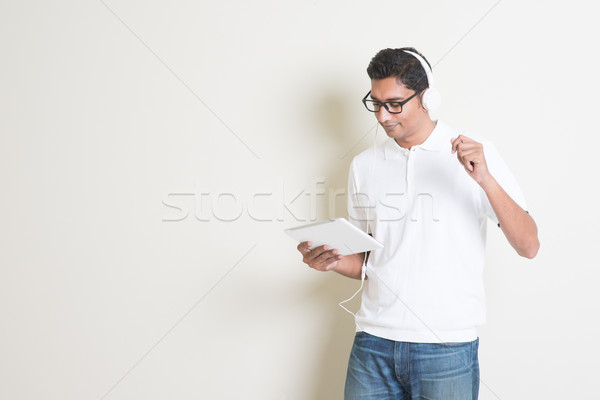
[362,90,421,114]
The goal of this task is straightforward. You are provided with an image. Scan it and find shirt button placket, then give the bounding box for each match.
[406,148,416,189]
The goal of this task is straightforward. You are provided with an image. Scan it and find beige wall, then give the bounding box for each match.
[1,0,599,399]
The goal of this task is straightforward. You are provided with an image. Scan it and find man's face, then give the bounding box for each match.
[369,77,427,145]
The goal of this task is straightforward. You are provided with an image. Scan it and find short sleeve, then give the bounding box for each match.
[480,141,528,226]
[347,159,369,233]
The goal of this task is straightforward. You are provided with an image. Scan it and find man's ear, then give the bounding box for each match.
[418,92,428,112]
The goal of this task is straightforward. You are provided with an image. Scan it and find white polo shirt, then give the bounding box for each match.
[347,120,527,343]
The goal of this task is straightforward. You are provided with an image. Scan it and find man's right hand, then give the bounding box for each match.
[297,241,343,272]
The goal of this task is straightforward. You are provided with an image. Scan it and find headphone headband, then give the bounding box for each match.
[402,49,441,112]
[403,50,434,89]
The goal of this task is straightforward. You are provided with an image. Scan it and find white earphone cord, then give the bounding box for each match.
[338,123,379,329]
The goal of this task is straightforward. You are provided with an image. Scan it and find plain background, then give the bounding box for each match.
[1,0,599,399]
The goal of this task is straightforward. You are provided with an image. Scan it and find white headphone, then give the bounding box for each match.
[403,50,442,112]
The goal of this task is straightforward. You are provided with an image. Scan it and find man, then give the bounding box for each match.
[296,47,539,399]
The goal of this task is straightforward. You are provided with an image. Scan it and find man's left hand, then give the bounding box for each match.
[450,135,491,186]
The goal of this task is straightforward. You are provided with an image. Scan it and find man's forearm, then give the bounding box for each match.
[481,176,540,258]
[331,252,366,279]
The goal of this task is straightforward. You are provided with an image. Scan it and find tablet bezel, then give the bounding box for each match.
[284,218,383,256]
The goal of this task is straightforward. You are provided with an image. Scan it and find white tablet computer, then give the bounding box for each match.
[284,218,383,255]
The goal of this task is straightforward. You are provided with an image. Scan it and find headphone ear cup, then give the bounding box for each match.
[422,88,442,112]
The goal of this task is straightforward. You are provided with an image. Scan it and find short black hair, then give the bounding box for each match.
[366,47,432,93]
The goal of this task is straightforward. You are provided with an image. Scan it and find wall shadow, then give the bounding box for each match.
[307,274,363,399]
[304,88,375,399]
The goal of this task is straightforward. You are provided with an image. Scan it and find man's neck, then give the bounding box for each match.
[395,119,436,150]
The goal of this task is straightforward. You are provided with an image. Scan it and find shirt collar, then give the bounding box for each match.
[384,120,450,159]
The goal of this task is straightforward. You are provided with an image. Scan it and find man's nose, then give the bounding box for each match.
[375,107,391,123]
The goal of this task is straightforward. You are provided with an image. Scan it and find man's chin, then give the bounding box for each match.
[382,123,400,137]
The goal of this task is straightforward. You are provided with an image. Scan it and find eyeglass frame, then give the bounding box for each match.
[362,89,422,114]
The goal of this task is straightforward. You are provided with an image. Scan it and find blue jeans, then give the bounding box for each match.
[344,331,479,400]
